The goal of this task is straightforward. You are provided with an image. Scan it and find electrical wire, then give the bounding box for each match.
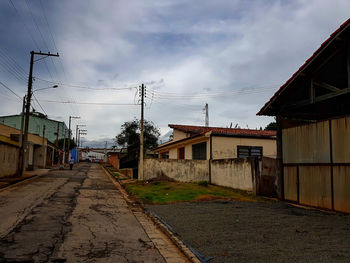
[0,48,27,79]
[148,86,278,100]
[8,0,40,50]
[39,0,67,81]
[38,99,139,106]
[32,93,47,115]
[0,81,22,100]
[35,77,138,91]
[24,0,55,82]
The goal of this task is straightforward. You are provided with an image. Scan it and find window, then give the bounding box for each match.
[237,146,263,158]
[192,142,207,160]
[178,147,185,159]
[160,152,169,159]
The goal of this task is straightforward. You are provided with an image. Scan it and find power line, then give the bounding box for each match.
[35,77,137,91]
[39,0,66,80]
[32,93,47,115]
[38,99,139,106]
[0,81,22,100]
[8,0,40,50]
[148,86,278,100]
[0,48,27,76]
[24,0,55,81]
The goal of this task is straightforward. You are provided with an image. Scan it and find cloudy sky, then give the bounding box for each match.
[0,0,349,147]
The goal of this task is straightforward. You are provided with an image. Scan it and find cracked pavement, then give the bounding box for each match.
[0,163,167,263]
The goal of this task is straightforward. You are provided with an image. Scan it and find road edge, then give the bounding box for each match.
[101,165,200,263]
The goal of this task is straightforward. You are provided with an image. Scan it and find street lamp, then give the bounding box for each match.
[19,85,59,147]
[32,85,58,93]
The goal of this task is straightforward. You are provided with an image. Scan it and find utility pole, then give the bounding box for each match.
[56,123,59,147]
[205,103,209,127]
[62,125,66,164]
[75,124,86,162]
[78,130,87,147]
[43,125,46,167]
[104,141,107,162]
[20,51,59,176]
[18,96,26,175]
[139,84,145,180]
[68,116,80,160]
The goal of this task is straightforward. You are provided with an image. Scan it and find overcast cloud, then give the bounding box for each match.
[0,0,349,147]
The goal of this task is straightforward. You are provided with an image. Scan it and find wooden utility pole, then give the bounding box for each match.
[62,125,66,164]
[20,51,59,176]
[56,123,59,147]
[18,95,26,175]
[139,84,145,180]
[68,116,80,160]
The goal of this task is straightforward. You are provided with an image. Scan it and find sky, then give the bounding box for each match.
[0,0,349,147]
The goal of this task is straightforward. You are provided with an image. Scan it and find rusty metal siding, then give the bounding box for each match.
[333,166,350,213]
[299,166,332,209]
[332,116,350,163]
[284,166,298,201]
[282,121,330,163]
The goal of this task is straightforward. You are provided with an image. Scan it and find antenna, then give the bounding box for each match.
[204,103,209,127]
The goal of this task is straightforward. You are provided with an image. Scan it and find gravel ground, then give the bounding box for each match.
[146,200,350,263]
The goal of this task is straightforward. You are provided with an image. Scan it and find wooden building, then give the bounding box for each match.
[258,19,350,213]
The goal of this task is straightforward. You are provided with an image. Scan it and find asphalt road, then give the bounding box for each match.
[0,163,166,263]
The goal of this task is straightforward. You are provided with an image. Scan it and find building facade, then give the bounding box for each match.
[0,112,68,144]
[258,19,350,213]
[155,124,276,160]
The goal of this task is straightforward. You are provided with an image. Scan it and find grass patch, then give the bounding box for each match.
[124,181,266,204]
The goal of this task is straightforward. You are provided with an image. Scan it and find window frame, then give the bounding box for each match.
[237,145,263,158]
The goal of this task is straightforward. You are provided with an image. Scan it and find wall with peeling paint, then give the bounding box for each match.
[143,158,209,182]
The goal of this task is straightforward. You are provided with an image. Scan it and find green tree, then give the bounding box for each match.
[264,122,277,131]
[116,119,160,160]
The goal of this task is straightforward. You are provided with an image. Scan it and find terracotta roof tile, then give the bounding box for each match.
[168,124,276,137]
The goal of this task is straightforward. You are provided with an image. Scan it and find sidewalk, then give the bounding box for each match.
[0,169,50,189]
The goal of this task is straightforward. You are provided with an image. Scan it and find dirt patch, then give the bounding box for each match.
[146,200,350,263]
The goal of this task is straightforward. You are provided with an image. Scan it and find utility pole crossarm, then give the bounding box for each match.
[20,50,59,176]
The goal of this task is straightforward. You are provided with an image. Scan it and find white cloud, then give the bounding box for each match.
[0,0,349,147]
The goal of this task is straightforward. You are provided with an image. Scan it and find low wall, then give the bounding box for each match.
[0,143,19,178]
[117,168,133,178]
[143,158,209,182]
[211,158,255,192]
[108,155,119,169]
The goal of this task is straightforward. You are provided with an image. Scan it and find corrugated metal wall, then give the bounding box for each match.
[283,116,350,213]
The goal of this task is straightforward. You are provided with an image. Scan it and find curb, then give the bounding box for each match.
[101,165,201,263]
[0,170,50,192]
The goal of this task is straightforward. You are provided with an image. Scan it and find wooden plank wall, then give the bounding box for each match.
[282,116,350,213]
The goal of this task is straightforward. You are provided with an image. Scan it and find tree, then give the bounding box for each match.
[116,119,160,160]
[264,122,277,131]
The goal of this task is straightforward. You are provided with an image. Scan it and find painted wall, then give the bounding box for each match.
[0,115,67,144]
[211,158,254,191]
[0,143,19,178]
[173,129,187,141]
[212,136,276,159]
[143,158,209,182]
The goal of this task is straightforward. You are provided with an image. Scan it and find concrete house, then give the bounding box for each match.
[258,19,350,213]
[0,111,68,144]
[154,124,276,160]
[0,123,47,177]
